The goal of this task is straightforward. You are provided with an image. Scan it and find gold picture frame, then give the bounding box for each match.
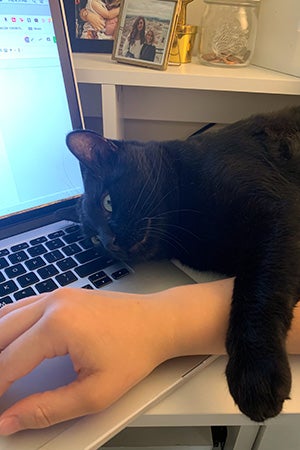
[112,0,181,70]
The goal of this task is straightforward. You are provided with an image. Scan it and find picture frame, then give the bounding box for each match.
[112,0,181,70]
[62,1,121,53]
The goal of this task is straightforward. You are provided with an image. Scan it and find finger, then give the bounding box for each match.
[0,300,45,350]
[0,294,46,319]
[0,320,64,395]
[96,19,105,30]
[0,371,122,435]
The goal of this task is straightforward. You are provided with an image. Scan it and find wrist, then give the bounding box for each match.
[148,280,233,360]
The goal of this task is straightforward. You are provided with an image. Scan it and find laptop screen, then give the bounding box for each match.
[0,0,83,219]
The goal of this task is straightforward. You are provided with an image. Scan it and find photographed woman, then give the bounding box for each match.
[140,28,156,62]
[122,16,146,58]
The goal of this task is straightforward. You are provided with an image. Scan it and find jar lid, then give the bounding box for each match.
[204,0,260,5]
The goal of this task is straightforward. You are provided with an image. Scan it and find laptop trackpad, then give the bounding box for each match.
[0,355,76,413]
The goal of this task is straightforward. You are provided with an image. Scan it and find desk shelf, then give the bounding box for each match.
[73,53,300,139]
[74,53,300,95]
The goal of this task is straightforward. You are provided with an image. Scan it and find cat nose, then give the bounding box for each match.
[107,239,121,253]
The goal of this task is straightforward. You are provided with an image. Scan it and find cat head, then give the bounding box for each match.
[66,130,179,262]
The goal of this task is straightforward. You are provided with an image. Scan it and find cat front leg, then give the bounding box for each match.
[225,260,299,422]
[226,283,293,421]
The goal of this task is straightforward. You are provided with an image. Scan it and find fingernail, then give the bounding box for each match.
[0,416,21,435]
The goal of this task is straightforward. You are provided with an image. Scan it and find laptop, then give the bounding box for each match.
[0,0,218,448]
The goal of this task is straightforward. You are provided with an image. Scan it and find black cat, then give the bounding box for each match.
[66,106,300,422]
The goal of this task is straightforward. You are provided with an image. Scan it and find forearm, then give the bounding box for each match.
[148,278,232,361]
[0,279,299,435]
[287,303,300,354]
[91,1,119,19]
[148,277,300,361]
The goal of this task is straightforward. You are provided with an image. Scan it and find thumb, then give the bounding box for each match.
[0,372,120,435]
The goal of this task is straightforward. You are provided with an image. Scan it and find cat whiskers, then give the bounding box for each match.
[146,208,205,219]
[164,223,205,246]
[129,218,152,253]
[130,149,166,219]
[138,221,191,257]
[129,152,162,218]
[141,185,180,220]
[141,212,205,247]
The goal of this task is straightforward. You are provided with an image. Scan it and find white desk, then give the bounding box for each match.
[73,54,300,450]
[132,356,300,450]
[73,53,300,140]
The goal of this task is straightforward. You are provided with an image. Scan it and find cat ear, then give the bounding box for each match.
[66,130,118,172]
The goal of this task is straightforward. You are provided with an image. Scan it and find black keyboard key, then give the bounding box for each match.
[29,236,47,246]
[25,256,46,270]
[48,230,65,239]
[0,297,13,308]
[35,279,58,294]
[38,264,59,280]
[14,287,36,300]
[0,249,9,257]
[44,250,64,263]
[56,257,77,272]
[11,242,29,252]
[5,264,26,279]
[75,248,104,264]
[45,238,65,250]
[95,276,112,288]
[78,238,94,250]
[75,257,114,278]
[0,257,9,270]
[56,271,78,287]
[111,268,130,280]
[62,230,83,245]
[8,251,29,264]
[62,243,82,256]
[65,225,80,234]
[0,272,5,283]
[0,280,18,297]
[17,272,39,288]
[88,270,105,280]
[27,244,47,257]
[89,272,112,288]
[81,284,93,289]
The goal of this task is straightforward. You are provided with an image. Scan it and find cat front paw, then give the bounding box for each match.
[225,351,291,422]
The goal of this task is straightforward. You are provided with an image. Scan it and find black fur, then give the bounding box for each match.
[66,107,300,422]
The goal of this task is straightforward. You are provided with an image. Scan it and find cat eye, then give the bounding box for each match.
[102,194,113,213]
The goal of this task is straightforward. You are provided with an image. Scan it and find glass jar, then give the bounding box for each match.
[198,0,260,67]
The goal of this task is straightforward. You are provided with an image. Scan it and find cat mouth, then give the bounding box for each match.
[129,230,149,254]
[106,239,155,262]
[127,221,161,260]
[104,244,141,262]
[106,225,159,262]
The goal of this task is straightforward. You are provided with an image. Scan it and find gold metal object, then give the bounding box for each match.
[178,0,194,25]
[169,24,198,63]
[169,0,197,64]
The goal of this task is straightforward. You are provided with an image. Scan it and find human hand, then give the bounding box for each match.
[0,288,171,435]
[80,9,105,31]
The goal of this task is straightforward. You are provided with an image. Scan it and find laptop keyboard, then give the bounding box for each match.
[0,224,130,308]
